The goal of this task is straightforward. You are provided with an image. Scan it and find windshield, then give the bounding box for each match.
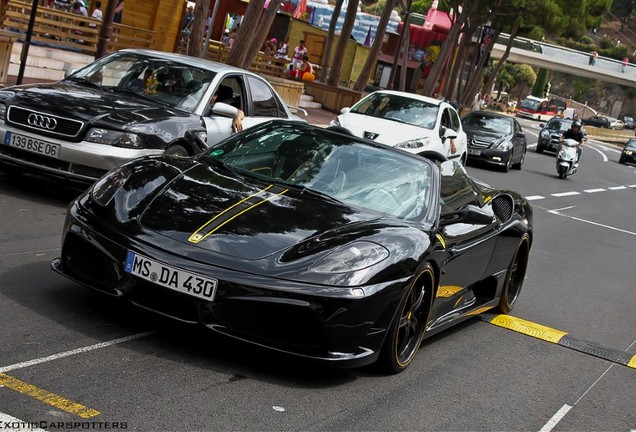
[349,92,439,129]
[626,139,636,149]
[519,98,541,111]
[201,124,434,220]
[462,113,512,134]
[67,53,216,112]
[546,120,572,131]
[624,117,634,122]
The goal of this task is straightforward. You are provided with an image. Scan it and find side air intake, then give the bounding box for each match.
[492,194,514,222]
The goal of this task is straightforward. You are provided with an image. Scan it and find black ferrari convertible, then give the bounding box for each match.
[52,121,533,373]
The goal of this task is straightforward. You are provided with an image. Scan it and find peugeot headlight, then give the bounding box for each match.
[310,241,389,274]
[91,167,131,206]
[539,130,550,139]
[396,137,431,149]
[329,117,341,127]
[86,128,142,148]
[0,103,6,121]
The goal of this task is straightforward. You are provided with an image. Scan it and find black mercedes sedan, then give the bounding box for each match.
[51,121,533,374]
[619,138,636,165]
[537,118,587,154]
[0,49,303,183]
[462,111,527,172]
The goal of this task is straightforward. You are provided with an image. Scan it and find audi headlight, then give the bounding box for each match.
[0,103,6,121]
[91,167,131,206]
[329,117,341,127]
[86,128,142,148]
[310,241,389,274]
[539,130,549,139]
[396,137,431,149]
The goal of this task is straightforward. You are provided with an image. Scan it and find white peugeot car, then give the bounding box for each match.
[330,90,467,164]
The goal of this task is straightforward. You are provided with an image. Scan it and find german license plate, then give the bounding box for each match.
[4,131,61,158]
[468,148,481,156]
[125,251,217,301]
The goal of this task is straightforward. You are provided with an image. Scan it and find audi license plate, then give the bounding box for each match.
[468,149,482,156]
[4,132,61,158]
[125,251,218,301]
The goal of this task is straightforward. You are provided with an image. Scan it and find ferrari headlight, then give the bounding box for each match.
[86,128,142,148]
[0,103,6,120]
[539,130,549,139]
[329,117,341,127]
[91,167,131,206]
[310,241,389,274]
[396,137,431,149]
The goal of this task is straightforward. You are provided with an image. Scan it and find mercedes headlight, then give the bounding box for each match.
[0,103,6,121]
[91,167,131,206]
[310,241,389,274]
[493,138,511,150]
[86,128,142,148]
[396,137,431,149]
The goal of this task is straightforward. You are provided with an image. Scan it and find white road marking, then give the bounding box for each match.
[548,209,636,236]
[524,130,539,138]
[525,195,545,201]
[539,404,572,432]
[629,184,636,188]
[584,188,605,193]
[591,142,621,153]
[0,413,48,431]
[551,206,576,212]
[608,185,627,190]
[551,191,580,197]
[585,143,608,162]
[0,331,156,373]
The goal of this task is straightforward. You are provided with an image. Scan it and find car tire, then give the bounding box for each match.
[536,144,544,154]
[619,157,625,164]
[377,263,434,374]
[165,144,190,157]
[513,148,526,170]
[501,153,512,172]
[497,235,530,314]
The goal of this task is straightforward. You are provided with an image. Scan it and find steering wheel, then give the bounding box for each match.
[375,188,401,208]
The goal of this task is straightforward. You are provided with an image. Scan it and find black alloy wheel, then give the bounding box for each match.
[497,236,530,314]
[378,263,434,374]
[513,148,526,170]
[501,152,513,172]
[165,144,190,157]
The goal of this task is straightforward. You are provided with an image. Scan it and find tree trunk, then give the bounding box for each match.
[226,0,265,67]
[353,0,397,91]
[461,27,500,107]
[327,0,360,87]
[240,0,280,69]
[421,0,480,96]
[480,16,520,98]
[320,0,344,84]
[443,23,474,102]
[188,0,212,58]
[399,15,411,91]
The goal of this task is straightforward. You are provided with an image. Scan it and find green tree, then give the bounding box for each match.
[532,68,549,98]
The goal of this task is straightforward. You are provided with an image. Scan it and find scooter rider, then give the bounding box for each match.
[562,119,584,166]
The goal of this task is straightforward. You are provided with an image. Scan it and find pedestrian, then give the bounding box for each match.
[472,92,482,111]
[589,50,598,66]
[275,37,289,59]
[182,5,195,31]
[113,0,124,24]
[622,56,629,73]
[221,29,230,45]
[90,0,102,23]
[228,29,237,49]
[291,40,308,70]
[72,1,87,16]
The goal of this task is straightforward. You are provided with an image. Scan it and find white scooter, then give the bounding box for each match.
[556,138,581,179]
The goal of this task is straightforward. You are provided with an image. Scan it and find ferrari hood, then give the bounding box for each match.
[338,113,434,145]
[139,164,376,260]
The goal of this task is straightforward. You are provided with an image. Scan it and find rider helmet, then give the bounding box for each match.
[572,119,582,129]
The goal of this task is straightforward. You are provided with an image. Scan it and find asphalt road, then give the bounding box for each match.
[0,116,635,431]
